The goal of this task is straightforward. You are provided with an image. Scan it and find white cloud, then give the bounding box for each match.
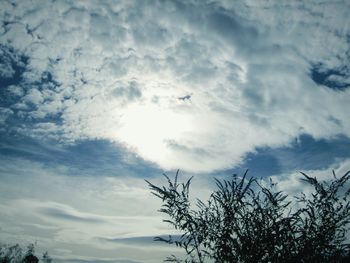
[0,0,349,172]
[0,107,13,125]
[270,158,350,197]
[23,88,44,105]
[0,156,188,262]
[0,155,349,261]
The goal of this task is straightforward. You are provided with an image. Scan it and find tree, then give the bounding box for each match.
[22,243,38,263]
[146,170,350,263]
[0,244,22,263]
[41,252,53,263]
[0,243,51,263]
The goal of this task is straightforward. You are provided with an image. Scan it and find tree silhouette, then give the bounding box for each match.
[0,244,22,263]
[0,243,51,263]
[146,170,350,263]
[41,252,52,263]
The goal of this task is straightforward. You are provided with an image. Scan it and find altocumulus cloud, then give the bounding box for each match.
[0,0,350,172]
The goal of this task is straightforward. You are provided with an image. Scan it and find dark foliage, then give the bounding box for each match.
[146,170,350,263]
[0,243,52,263]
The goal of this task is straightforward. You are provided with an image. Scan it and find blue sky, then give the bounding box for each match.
[0,0,350,262]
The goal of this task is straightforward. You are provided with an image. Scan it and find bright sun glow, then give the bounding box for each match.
[117,103,194,165]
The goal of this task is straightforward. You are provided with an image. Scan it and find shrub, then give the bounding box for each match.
[0,243,52,263]
[146,170,350,263]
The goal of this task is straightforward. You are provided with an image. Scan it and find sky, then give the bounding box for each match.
[0,0,350,262]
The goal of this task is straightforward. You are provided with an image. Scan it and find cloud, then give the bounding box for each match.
[110,81,143,105]
[231,134,350,177]
[38,205,106,224]
[270,158,350,197]
[0,147,349,261]
[0,156,188,262]
[0,0,349,173]
[98,235,182,248]
[0,132,161,177]
[54,259,141,263]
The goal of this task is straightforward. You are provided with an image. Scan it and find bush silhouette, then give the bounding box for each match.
[0,243,52,263]
[146,170,350,263]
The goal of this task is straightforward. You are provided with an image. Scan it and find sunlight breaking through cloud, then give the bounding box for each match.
[0,0,349,172]
[0,0,350,262]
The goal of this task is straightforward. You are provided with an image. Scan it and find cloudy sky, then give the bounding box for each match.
[0,0,350,262]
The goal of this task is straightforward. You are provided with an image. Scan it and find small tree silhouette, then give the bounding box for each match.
[0,243,52,263]
[146,170,350,263]
[0,244,22,263]
[42,252,52,263]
